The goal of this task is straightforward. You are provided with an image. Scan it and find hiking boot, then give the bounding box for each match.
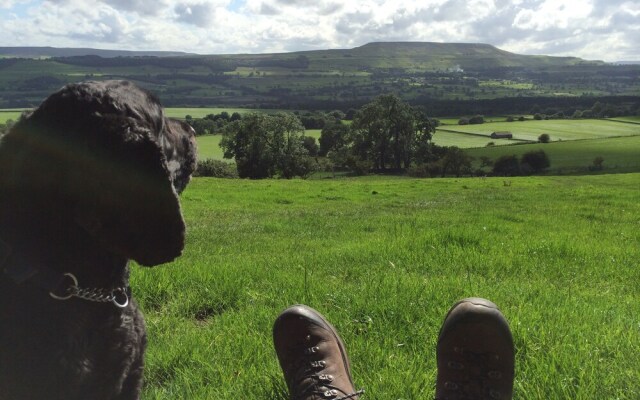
[435,298,515,400]
[273,304,364,400]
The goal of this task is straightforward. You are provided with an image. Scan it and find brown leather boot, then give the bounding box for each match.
[435,298,515,400]
[273,305,364,400]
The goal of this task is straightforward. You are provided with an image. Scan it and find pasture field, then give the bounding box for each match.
[440,119,640,142]
[195,130,322,161]
[133,174,639,400]
[0,109,24,123]
[466,136,640,174]
[196,134,640,174]
[434,130,515,148]
[164,108,268,119]
[607,117,640,124]
[195,135,225,160]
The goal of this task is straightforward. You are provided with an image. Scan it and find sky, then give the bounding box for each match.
[0,0,638,62]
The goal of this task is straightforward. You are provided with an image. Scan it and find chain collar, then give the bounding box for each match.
[49,273,130,308]
[1,237,130,309]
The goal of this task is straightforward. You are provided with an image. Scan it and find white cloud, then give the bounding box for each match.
[0,0,637,61]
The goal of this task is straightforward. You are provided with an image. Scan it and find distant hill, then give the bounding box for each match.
[0,42,603,67]
[298,42,604,69]
[0,46,194,58]
[0,42,634,111]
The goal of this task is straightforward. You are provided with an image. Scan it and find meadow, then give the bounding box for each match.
[195,130,322,162]
[466,136,640,174]
[437,119,640,142]
[194,122,640,175]
[0,110,24,123]
[132,173,639,399]
[164,108,273,119]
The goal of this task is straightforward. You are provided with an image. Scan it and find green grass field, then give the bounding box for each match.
[195,135,225,160]
[433,130,515,148]
[441,119,640,142]
[0,110,24,123]
[196,130,322,161]
[466,136,640,173]
[607,117,640,124]
[164,108,268,119]
[133,174,640,399]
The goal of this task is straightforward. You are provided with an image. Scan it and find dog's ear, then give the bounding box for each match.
[161,118,198,194]
[72,114,186,266]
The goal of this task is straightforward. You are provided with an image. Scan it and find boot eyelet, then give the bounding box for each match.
[447,361,464,370]
[444,381,459,390]
[311,360,326,368]
[304,346,320,355]
[324,389,338,397]
[319,374,334,382]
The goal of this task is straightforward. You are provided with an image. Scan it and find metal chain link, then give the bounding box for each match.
[49,273,129,308]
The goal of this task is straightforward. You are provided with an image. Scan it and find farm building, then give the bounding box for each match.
[491,131,513,139]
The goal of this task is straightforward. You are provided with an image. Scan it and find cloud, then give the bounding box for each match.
[174,2,217,27]
[101,0,169,16]
[0,0,637,61]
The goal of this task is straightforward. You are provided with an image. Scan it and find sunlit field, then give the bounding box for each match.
[133,173,640,399]
[439,119,639,142]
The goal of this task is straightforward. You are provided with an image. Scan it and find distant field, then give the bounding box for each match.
[0,110,25,123]
[466,136,640,173]
[196,135,225,160]
[164,108,266,119]
[607,117,640,124]
[442,119,640,142]
[305,129,322,139]
[196,130,322,161]
[433,130,507,148]
[198,133,640,174]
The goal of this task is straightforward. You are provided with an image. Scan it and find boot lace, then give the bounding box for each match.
[287,340,365,400]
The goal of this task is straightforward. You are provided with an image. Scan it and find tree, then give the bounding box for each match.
[351,94,429,170]
[319,121,350,157]
[301,136,319,156]
[492,155,520,176]
[479,156,493,168]
[188,118,217,135]
[469,115,485,124]
[591,156,605,171]
[411,112,438,165]
[538,133,550,143]
[220,113,310,179]
[440,146,473,177]
[521,150,550,173]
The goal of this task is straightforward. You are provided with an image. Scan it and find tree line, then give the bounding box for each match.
[211,94,553,179]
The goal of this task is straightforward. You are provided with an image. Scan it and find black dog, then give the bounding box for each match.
[0,80,196,399]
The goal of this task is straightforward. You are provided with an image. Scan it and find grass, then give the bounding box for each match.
[442,119,640,142]
[607,117,640,124]
[133,173,640,399]
[0,110,24,123]
[164,108,271,119]
[434,130,513,148]
[196,130,322,161]
[195,135,225,160]
[466,136,640,173]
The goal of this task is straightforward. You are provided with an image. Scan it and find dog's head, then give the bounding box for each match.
[0,80,196,266]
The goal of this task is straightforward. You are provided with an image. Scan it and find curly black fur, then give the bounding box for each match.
[0,80,196,400]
